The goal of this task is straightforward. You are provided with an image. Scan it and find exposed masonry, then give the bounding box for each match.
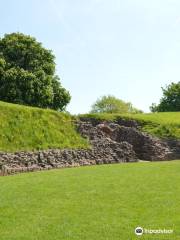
[0,139,136,175]
[0,118,179,175]
[77,121,173,161]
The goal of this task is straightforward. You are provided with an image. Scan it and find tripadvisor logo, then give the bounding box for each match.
[135,227,143,236]
[135,226,173,236]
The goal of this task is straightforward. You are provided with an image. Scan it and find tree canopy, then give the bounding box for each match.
[0,32,70,110]
[90,95,142,114]
[150,82,180,112]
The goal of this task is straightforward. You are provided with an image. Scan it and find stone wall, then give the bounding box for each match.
[110,125,172,160]
[0,118,179,175]
[164,139,180,159]
[0,137,137,175]
[77,121,174,161]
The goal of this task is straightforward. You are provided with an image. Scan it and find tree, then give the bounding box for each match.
[150,82,180,112]
[0,32,71,110]
[90,95,142,114]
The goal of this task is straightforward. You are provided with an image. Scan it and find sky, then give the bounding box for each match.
[1,0,180,113]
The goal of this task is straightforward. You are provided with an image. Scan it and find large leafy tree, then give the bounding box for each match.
[90,95,142,114]
[150,82,180,112]
[0,33,70,110]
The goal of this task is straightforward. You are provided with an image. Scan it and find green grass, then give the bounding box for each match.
[0,161,180,239]
[0,100,179,152]
[0,101,89,152]
[80,112,180,139]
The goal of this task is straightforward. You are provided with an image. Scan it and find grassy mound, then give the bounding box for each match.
[0,100,179,152]
[0,101,89,152]
[0,161,180,239]
[80,112,180,139]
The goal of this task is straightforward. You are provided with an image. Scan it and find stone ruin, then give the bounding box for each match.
[0,118,179,175]
[77,121,173,161]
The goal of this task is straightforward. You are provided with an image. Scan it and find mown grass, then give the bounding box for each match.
[0,161,180,240]
[80,112,180,139]
[0,101,89,152]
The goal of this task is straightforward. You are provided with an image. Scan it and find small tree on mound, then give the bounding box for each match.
[0,32,71,110]
[150,82,180,112]
[90,95,142,114]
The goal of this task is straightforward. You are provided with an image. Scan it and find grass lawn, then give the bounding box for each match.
[0,161,180,240]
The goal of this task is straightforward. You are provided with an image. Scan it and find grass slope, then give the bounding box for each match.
[0,161,180,240]
[0,101,179,151]
[0,101,89,152]
[80,112,180,139]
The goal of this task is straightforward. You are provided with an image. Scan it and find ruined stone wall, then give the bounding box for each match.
[0,138,137,175]
[0,118,179,176]
[77,121,174,161]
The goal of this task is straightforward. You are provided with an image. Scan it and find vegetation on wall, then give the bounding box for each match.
[0,99,179,152]
[80,112,180,139]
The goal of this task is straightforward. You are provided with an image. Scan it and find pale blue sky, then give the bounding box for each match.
[1,0,180,113]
